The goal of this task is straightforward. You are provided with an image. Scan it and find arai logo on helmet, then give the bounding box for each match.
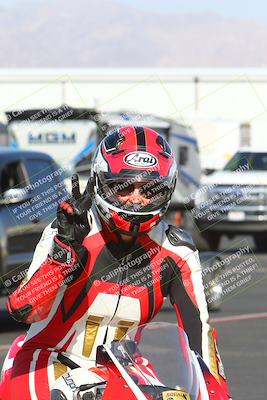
[124,152,158,168]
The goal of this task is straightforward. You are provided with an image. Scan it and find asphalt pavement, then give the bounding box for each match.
[0,235,266,399]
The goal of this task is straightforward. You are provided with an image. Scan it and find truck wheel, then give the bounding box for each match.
[254,235,267,252]
[203,232,221,251]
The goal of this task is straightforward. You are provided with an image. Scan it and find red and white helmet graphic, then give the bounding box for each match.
[92,126,177,235]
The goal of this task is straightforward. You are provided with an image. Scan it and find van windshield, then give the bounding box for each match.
[224,152,267,171]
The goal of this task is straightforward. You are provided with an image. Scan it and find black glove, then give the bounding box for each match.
[57,174,95,246]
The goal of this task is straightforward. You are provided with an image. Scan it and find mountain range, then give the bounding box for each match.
[1,0,267,67]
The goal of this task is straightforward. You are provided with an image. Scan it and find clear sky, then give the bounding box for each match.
[120,0,267,24]
[1,0,267,25]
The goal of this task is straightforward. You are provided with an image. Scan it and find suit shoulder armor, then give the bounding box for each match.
[166,225,196,251]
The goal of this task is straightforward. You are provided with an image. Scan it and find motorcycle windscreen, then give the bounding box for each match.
[109,322,199,399]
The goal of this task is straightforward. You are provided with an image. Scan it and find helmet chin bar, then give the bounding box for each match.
[107,219,159,238]
[94,197,170,237]
[95,204,155,237]
[114,226,147,237]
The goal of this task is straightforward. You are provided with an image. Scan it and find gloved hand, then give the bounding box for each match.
[57,174,95,246]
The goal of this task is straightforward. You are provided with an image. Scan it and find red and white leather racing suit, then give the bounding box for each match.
[6,207,228,399]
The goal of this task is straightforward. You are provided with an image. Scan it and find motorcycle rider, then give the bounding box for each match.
[5,126,230,399]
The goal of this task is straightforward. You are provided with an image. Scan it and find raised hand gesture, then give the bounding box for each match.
[57,175,95,245]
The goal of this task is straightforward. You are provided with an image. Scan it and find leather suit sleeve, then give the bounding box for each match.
[165,227,230,395]
[6,223,87,324]
[168,248,210,359]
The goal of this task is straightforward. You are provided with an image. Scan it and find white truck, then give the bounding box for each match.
[193,147,267,251]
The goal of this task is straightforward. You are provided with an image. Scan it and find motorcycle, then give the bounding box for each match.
[51,322,229,400]
[0,323,229,399]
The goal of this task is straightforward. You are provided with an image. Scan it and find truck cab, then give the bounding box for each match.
[194,147,267,251]
[0,148,68,294]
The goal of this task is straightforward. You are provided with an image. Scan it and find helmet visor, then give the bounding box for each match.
[97,171,174,213]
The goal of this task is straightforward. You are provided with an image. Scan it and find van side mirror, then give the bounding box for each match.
[0,188,31,205]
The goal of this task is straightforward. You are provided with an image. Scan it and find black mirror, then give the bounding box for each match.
[117,340,138,356]
[96,340,139,366]
[96,345,111,365]
[202,168,216,176]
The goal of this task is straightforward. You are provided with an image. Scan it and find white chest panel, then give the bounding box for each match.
[63,293,141,366]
